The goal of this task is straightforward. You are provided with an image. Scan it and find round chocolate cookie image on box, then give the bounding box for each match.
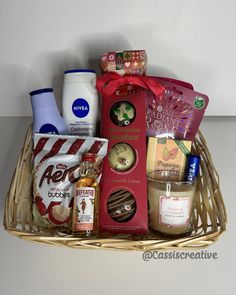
[108,143,136,172]
[110,101,136,127]
[107,190,136,223]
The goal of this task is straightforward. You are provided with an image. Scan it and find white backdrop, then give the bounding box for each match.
[0,0,236,116]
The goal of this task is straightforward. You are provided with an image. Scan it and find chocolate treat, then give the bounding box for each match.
[107,190,136,222]
[100,50,147,76]
[108,143,136,172]
[32,133,108,228]
[98,72,148,234]
[110,101,135,127]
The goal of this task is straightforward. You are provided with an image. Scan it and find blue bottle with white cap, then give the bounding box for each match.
[30,88,68,135]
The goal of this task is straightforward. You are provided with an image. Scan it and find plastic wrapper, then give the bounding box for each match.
[33,133,108,228]
[146,79,209,140]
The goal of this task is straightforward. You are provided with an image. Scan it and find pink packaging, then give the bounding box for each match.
[146,79,209,140]
[156,76,194,90]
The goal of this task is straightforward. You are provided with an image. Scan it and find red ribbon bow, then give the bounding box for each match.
[96,72,165,97]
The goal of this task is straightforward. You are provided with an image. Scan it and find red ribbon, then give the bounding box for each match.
[96,72,165,97]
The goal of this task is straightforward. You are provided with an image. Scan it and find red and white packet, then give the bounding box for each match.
[33,133,108,228]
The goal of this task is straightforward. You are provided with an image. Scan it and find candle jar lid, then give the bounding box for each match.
[147,170,196,186]
[147,170,197,194]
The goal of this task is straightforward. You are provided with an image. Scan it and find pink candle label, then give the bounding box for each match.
[159,195,190,227]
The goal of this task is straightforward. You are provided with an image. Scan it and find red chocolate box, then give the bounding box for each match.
[97,73,165,234]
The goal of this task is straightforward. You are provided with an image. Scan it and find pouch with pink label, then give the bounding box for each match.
[146,79,209,140]
[33,133,108,228]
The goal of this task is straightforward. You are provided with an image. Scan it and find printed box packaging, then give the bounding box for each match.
[146,137,192,180]
[99,88,148,234]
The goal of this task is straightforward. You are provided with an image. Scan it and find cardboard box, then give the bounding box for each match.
[100,50,147,76]
[99,89,148,234]
[147,137,192,180]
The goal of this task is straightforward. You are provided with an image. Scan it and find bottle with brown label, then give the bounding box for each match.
[72,153,100,236]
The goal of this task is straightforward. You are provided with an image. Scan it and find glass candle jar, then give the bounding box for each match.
[148,171,196,236]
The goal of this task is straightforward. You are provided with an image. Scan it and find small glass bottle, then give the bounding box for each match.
[72,153,100,236]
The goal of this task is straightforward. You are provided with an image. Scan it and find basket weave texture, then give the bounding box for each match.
[3,126,227,251]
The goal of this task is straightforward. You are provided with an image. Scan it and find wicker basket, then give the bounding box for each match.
[3,126,227,250]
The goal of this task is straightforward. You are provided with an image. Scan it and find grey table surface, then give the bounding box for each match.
[0,117,235,295]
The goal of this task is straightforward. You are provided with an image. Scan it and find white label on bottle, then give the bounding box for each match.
[74,187,95,231]
[70,124,93,136]
[159,195,190,226]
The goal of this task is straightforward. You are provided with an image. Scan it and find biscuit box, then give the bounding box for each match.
[96,73,165,234]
